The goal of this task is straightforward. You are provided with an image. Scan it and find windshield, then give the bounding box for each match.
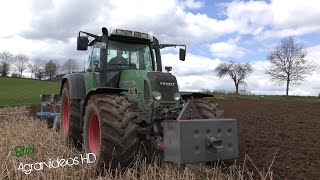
[107,40,154,71]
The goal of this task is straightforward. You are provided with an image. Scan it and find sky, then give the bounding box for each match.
[0,0,319,96]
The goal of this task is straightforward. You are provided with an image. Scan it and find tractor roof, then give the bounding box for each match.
[110,29,153,41]
[89,28,153,46]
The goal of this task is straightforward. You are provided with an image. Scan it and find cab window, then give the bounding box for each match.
[87,47,100,71]
[107,40,153,71]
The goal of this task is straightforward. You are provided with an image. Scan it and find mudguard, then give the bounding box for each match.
[60,73,86,100]
[82,87,128,112]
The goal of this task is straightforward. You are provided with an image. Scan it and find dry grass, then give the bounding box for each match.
[0,107,274,180]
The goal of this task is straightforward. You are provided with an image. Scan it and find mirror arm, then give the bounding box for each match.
[79,31,100,40]
[159,44,186,50]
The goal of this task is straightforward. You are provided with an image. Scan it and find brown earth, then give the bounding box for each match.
[216,99,320,180]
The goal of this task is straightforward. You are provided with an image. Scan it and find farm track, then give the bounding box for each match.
[216,99,320,180]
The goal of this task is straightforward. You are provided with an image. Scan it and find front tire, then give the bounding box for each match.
[83,94,139,171]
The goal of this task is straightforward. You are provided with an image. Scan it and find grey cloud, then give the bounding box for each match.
[27,38,86,69]
[105,12,190,45]
[175,73,235,92]
[21,0,107,41]
[311,83,320,89]
[30,0,54,13]
[176,69,213,76]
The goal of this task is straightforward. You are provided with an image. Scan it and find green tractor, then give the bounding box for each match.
[58,27,238,170]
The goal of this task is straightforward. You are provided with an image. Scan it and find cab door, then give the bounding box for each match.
[84,46,101,93]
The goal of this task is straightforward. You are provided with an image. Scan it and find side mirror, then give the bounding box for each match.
[77,36,89,50]
[165,66,172,73]
[179,48,186,61]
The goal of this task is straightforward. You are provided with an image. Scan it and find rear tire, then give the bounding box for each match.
[83,94,139,171]
[193,98,224,118]
[60,82,82,148]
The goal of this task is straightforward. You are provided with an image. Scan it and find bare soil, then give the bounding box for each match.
[216,99,320,180]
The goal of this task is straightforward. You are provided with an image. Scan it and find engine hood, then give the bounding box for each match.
[147,72,179,101]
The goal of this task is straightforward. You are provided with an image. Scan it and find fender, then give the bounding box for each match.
[85,87,128,102]
[60,73,86,100]
[81,87,128,118]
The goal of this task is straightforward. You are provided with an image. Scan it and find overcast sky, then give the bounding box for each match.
[0,0,319,96]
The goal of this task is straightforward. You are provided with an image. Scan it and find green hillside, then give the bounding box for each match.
[0,77,60,106]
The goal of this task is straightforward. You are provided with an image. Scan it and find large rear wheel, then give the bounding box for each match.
[60,82,82,147]
[83,94,139,171]
[193,98,224,118]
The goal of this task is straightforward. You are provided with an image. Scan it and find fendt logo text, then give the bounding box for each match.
[160,82,175,86]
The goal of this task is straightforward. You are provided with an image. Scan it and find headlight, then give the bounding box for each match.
[174,92,180,101]
[152,91,162,100]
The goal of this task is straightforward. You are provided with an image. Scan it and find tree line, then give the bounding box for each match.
[214,36,315,96]
[0,36,316,96]
[0,52,79,80]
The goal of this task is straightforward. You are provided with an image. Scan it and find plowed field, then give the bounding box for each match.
[216,99,320,180]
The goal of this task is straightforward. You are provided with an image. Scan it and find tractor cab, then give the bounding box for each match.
[78,27,186,90]
[87,32,155,70]
[86,39,155,87]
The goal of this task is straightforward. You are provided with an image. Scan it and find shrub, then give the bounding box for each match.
[11,73,21,78]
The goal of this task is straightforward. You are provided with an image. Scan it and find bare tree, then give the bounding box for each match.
[214,61,253,94]
[15,53,29,77]
[63,58,78,74]
[27,63,34,78]
[265,37,315,96]
[0,51,14,76]
[35,69,46,80]
[55,62,62,75]
[45,60,58,80]
[29,58,46,79]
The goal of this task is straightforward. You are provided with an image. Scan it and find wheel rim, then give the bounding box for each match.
[63,96,69,134]
[89,113,100,155]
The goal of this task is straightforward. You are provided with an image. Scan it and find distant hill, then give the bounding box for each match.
[0,77,60,106]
